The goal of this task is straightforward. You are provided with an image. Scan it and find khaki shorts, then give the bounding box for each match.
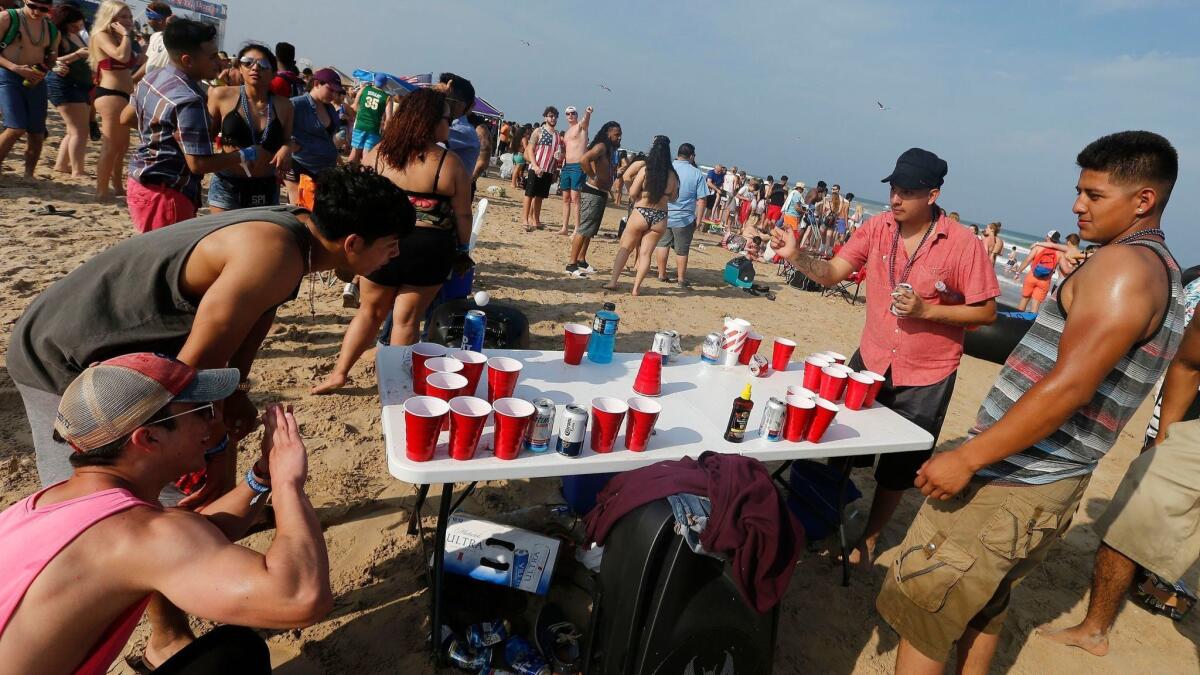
[1096,418,1200,587]
[877,475,1089,661]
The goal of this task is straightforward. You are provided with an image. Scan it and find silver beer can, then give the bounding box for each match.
[701,331,723,364]
[524,398,556,453]
[890,282,913,316]
[556,404,589,457]
[652,331,673,363]
[761,397,787,441]
[666,330,682,357]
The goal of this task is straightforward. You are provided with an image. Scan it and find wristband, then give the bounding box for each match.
[238,146,258,164]
[245,467,271,495]
[457,243,470,253]
[204,434,230,458]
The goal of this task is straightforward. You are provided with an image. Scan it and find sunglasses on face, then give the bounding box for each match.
[148,402,217,426]
[27,2,52,11]
[239,56,273,70]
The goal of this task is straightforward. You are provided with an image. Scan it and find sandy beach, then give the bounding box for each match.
[1,119,1197,674]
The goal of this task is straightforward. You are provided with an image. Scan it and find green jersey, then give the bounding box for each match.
[354,84,388,134]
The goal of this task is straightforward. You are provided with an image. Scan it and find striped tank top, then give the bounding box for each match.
[974,238,1185,485]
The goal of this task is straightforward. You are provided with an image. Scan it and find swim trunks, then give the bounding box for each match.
[350,127,381,151]
[524,170,554,199]
[0,67,48,134]
[559,162,585,191]
[1021,273,1051,303]
[578,183,607,237]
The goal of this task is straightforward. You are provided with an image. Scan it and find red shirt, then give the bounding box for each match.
[835,211,1000,386]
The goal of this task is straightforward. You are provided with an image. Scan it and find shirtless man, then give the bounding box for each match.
[0,357,330,673]
[558,105,592,235]
[566,120,621,276]
[0,0,60,176]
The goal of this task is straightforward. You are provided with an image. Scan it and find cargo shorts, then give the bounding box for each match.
[876,474,1089,662]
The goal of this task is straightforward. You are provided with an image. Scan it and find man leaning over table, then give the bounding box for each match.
[769,147,999,569]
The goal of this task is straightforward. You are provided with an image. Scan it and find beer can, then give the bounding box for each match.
[652,331,673,363]
[467,620,511,649]
[524,398,556,453]
[761,397,786,441]
[749,354,770,377]
[556,404,588,457]
[509,548,530,589]
[890,283,913,316]
[448,638,491,670]
[504,637,551,675]
[462,309,487,351]
[667,330,682,357]
[701,332,723,364]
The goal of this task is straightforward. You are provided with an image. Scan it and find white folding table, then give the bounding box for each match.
[378,348,934,656]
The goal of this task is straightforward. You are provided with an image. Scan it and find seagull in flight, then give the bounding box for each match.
[520,40,532,47]
[876,100,890,111]
[597,84,612,93]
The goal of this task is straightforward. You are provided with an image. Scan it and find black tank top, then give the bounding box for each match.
[7,207,312,394]
[220,86,285,152]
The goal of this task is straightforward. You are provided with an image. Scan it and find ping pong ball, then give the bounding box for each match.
[474,291,490,306]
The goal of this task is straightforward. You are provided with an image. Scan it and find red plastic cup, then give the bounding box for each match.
[771,338,797,372]
[590,396,629,453]
[411,342,448,396]
[624,397,662,451]
[821,351,847,365]
[632,351,663,397]
[403,396,450,462]
[861,371,886,406]
[491,397,534,460]
[486,357,523,403]
[819,366,848,402]
[806,398,840,442]
[447,396,491,460]
[784,395,815,442]
[844,372,873,411]
[803,356,831,390]
[738,332,764,365]
[563,323,592,365]
[425,356,464,376]
[449,349,487,396]
[785,385,816,401]
[426,371,468,402]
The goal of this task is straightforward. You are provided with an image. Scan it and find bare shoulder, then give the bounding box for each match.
[1078,243,1166,283]
[86,506,219,574]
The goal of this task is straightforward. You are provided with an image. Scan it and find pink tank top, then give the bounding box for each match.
[0,485,155,675]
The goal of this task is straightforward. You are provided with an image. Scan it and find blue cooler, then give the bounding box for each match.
[561,473,616,515]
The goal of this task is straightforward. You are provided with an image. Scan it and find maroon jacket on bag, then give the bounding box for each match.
[583,451,804,613]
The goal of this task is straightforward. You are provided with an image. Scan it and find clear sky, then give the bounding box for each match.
[223,0,1198,266]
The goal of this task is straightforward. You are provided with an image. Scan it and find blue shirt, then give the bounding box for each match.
[289,93,341,172]
[668,159,710,228]
[706,169,724,191]
[129,65,213,203]
[449,115,481,176]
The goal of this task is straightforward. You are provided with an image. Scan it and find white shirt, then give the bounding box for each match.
[722,172,737,192]
[145,31,169,72]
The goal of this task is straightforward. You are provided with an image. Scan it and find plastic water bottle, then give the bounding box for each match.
[934,280,964,304]
[586,302,619,364]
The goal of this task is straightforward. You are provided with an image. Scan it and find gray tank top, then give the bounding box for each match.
[7,206,312,394]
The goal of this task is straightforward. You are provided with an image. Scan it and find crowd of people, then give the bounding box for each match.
[1,2,1198,674]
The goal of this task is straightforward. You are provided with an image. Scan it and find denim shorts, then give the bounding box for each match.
[46,73,91,106]
[207,172,281,210]
[0,67,49,134]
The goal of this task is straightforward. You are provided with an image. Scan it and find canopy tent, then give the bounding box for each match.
[472,96,503,120]
[351,70,421,97]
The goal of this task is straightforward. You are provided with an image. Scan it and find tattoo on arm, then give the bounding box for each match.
[791,251,831,284]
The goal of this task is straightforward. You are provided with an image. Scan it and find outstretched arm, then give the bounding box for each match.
[768,226,854,286]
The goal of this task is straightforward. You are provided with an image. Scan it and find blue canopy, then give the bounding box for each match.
[351,70,420,96]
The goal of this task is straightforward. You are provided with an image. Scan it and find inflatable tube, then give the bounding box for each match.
[964,306,1035,365]
[424,298,531,350]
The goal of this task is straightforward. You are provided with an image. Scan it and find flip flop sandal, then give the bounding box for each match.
[1133,573,1196,621]
[30,204,76,217]
[534,603,582,673]
[125,653,158,674]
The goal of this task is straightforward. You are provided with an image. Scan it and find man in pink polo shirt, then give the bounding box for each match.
[770,147,999,567]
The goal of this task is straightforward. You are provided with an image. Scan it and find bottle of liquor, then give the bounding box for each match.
[724,384,754,443]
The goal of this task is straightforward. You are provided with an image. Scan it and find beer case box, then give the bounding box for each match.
[440,514,560,595]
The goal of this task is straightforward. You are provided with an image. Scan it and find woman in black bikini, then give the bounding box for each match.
[206,43,293,212]
[604,135,678,296]
[88,0,142,201]
[48,3,90,177]
[312,88,472,394]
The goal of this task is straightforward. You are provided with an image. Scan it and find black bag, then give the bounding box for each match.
[587,499,777,674]
[424,299,531,349]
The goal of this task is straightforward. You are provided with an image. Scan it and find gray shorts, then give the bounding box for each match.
[17,382,184,505]
[578,187,607,238]
[657,222,696,255]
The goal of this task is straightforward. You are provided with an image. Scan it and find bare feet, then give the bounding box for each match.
[601,282,618,291]
[1036,623,1110,656]
[311,372,348,395]
[844,539,876,571]
[631,285,642,297]
[557,227,568,235]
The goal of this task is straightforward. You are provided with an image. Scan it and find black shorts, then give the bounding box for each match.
[497,140,509,155]
[705,193,717,209]
[367,226,456,288]
[839,350,957,491]
[281,163,318,184]
[524,170,554,199]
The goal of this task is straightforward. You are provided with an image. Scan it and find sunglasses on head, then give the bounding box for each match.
[239,56,273,70]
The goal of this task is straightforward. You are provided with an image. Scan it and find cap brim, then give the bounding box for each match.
[881,172,935,190]
[175,367,240,403]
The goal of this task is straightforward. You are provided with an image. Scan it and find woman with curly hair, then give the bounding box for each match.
[604,135,678,296]
[313,88,472,394]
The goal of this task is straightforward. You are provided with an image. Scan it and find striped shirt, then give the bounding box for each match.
[529,125,562,174]
[974,239,1186,485]
[129,65,214,204]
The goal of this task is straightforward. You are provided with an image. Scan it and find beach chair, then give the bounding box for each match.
[822,268,865,305]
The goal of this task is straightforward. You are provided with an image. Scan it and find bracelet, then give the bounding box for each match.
[204,434,230,458]
[236,379,252,393]
[456,244,470,253]
[245,467,272,495]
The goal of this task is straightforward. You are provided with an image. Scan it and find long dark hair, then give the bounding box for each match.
[237,42,277,72]
[378,88,448,169]
[644,135,673,202]
[51,2,86,31]
[588,121,621,155]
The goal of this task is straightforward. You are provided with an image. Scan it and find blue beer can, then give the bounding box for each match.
[462,309,487,352]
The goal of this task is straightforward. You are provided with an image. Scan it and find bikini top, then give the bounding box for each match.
[97,40,140,71]
[377,148,454,231]
[220,86,285,153]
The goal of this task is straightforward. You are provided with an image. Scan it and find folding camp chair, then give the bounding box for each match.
[823,268,865,305]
